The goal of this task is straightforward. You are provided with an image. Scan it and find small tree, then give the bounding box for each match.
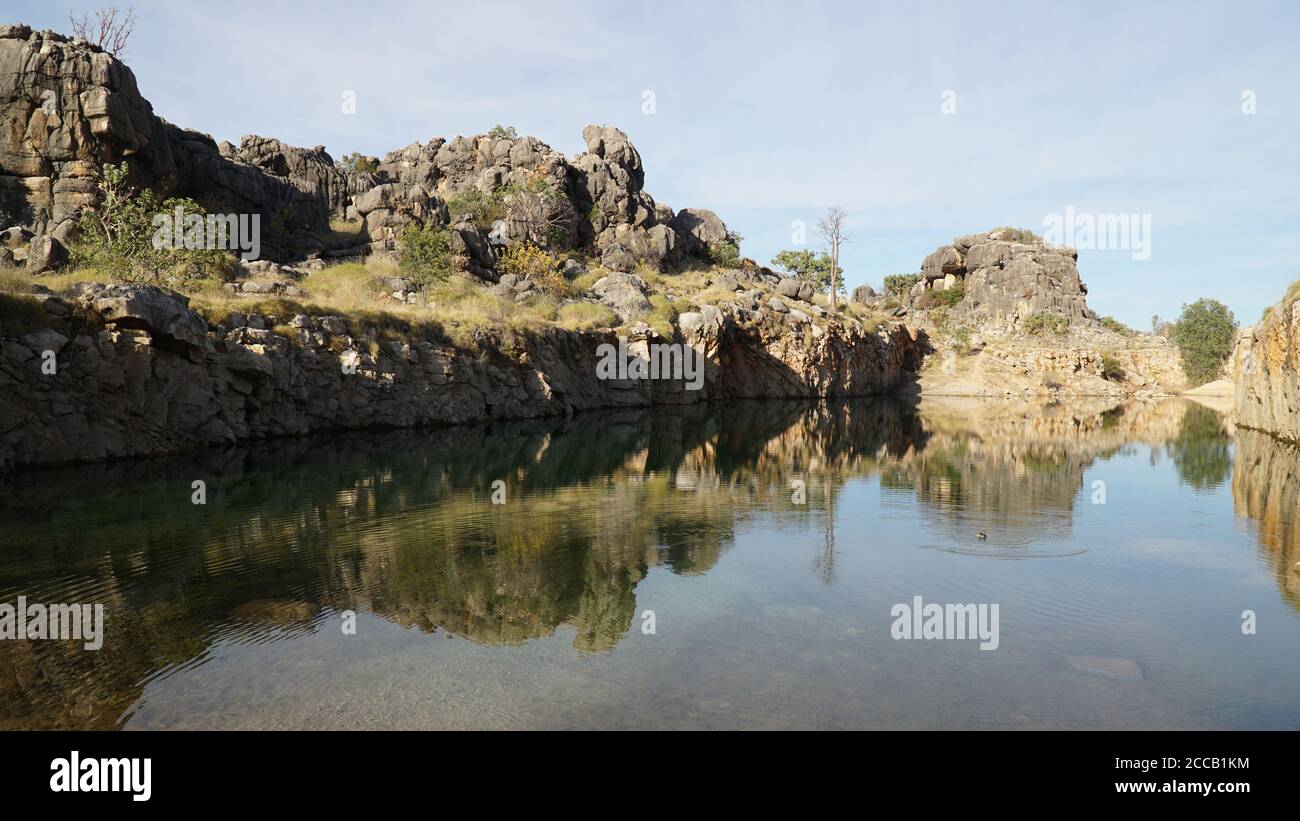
[68,7,137,57]
[1171,298,1237,386]
[398,223,455,296]
[883,273,921,298]
[817,206,852,310]
[771,249,839,291]
[337,152,378,174]
[709,230,743,268]
[487,125,518,140]
[73,161,231,284]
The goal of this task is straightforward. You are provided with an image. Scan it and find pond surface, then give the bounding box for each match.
[1,397,1298,729]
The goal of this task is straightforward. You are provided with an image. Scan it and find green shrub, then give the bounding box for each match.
[770,249,838,291]
[931,283,964,308]
[398,223,456,291]
[487,125,519,140]
[950,325,972,349]
[709,231,743,268]
[1171,298,1237,386]
[497,243,571,296]
[993,226,1040,244]
[884,274,921,297]
[72,162,235,286]
[337,152,378,174]
[1100,352,1125,381]
[445,187,507,230]
[1022,312,1069,336]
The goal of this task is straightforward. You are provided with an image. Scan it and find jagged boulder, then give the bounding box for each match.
[670,207,729,260]
[25,234,67,272]
[596,222,681,272]
[591,271,652,320]
[227,135,349,218]
[573,125,654,238]
[851,284,878,305]
[353,182,450,250]
[0,25,178,265]
[777,277,815,303]
[70,282,209,353]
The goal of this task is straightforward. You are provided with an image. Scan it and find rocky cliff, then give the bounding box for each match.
[852,228,1187,397]
[0,282,922,471]
[0,24,730,273]
[1235,282,1300,442]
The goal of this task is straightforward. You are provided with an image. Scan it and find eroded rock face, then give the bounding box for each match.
[352,124,722,273]
[1236,285,1300,441]
[0,27,342,263]
[0,281,924,470]
[590,272,652,319]
[907,229,1095,333]
[69,282,208,353]
[0,26,175,263]
[2,24,735,275]
[227,135,349,219]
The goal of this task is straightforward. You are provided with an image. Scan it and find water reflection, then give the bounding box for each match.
[1233,429,1300,610]
[0,394,1294,728]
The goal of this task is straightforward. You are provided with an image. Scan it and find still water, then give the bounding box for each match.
[1,397,1297,729]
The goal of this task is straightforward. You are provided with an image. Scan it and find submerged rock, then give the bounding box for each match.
[1066,656,1145,680]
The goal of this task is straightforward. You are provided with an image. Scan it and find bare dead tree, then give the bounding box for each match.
[503,180,576,248]
[816,206,852,311]
[68,7,137,57]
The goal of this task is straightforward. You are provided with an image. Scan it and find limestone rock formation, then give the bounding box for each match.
[1235,283,1300,441]
[905,228,1095,333]
[0,26,344,263]
[0,279,924,471]
[351,124,717,273]
[1,25,735,277]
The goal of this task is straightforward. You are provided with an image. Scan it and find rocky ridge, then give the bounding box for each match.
[0,25,731,276]
[0,280,923,471]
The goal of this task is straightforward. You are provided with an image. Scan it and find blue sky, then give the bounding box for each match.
[11,0,1299,327]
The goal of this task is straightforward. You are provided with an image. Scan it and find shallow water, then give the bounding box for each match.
[1,397,1297,729]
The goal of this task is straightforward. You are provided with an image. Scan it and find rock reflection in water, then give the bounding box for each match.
[0,395,1297,728]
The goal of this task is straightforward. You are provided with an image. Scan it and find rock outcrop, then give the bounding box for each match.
[893,228,1186,397]
[0,281,923,471]
[1235,282,1300,441]
[0,26,346,263]
[0,25,728,272]
[904,228,1095,333]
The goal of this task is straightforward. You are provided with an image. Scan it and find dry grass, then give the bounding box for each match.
[0,267,50,335]
[557,301,617,331]
[325,218,364,248]
[4,255,889,351]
